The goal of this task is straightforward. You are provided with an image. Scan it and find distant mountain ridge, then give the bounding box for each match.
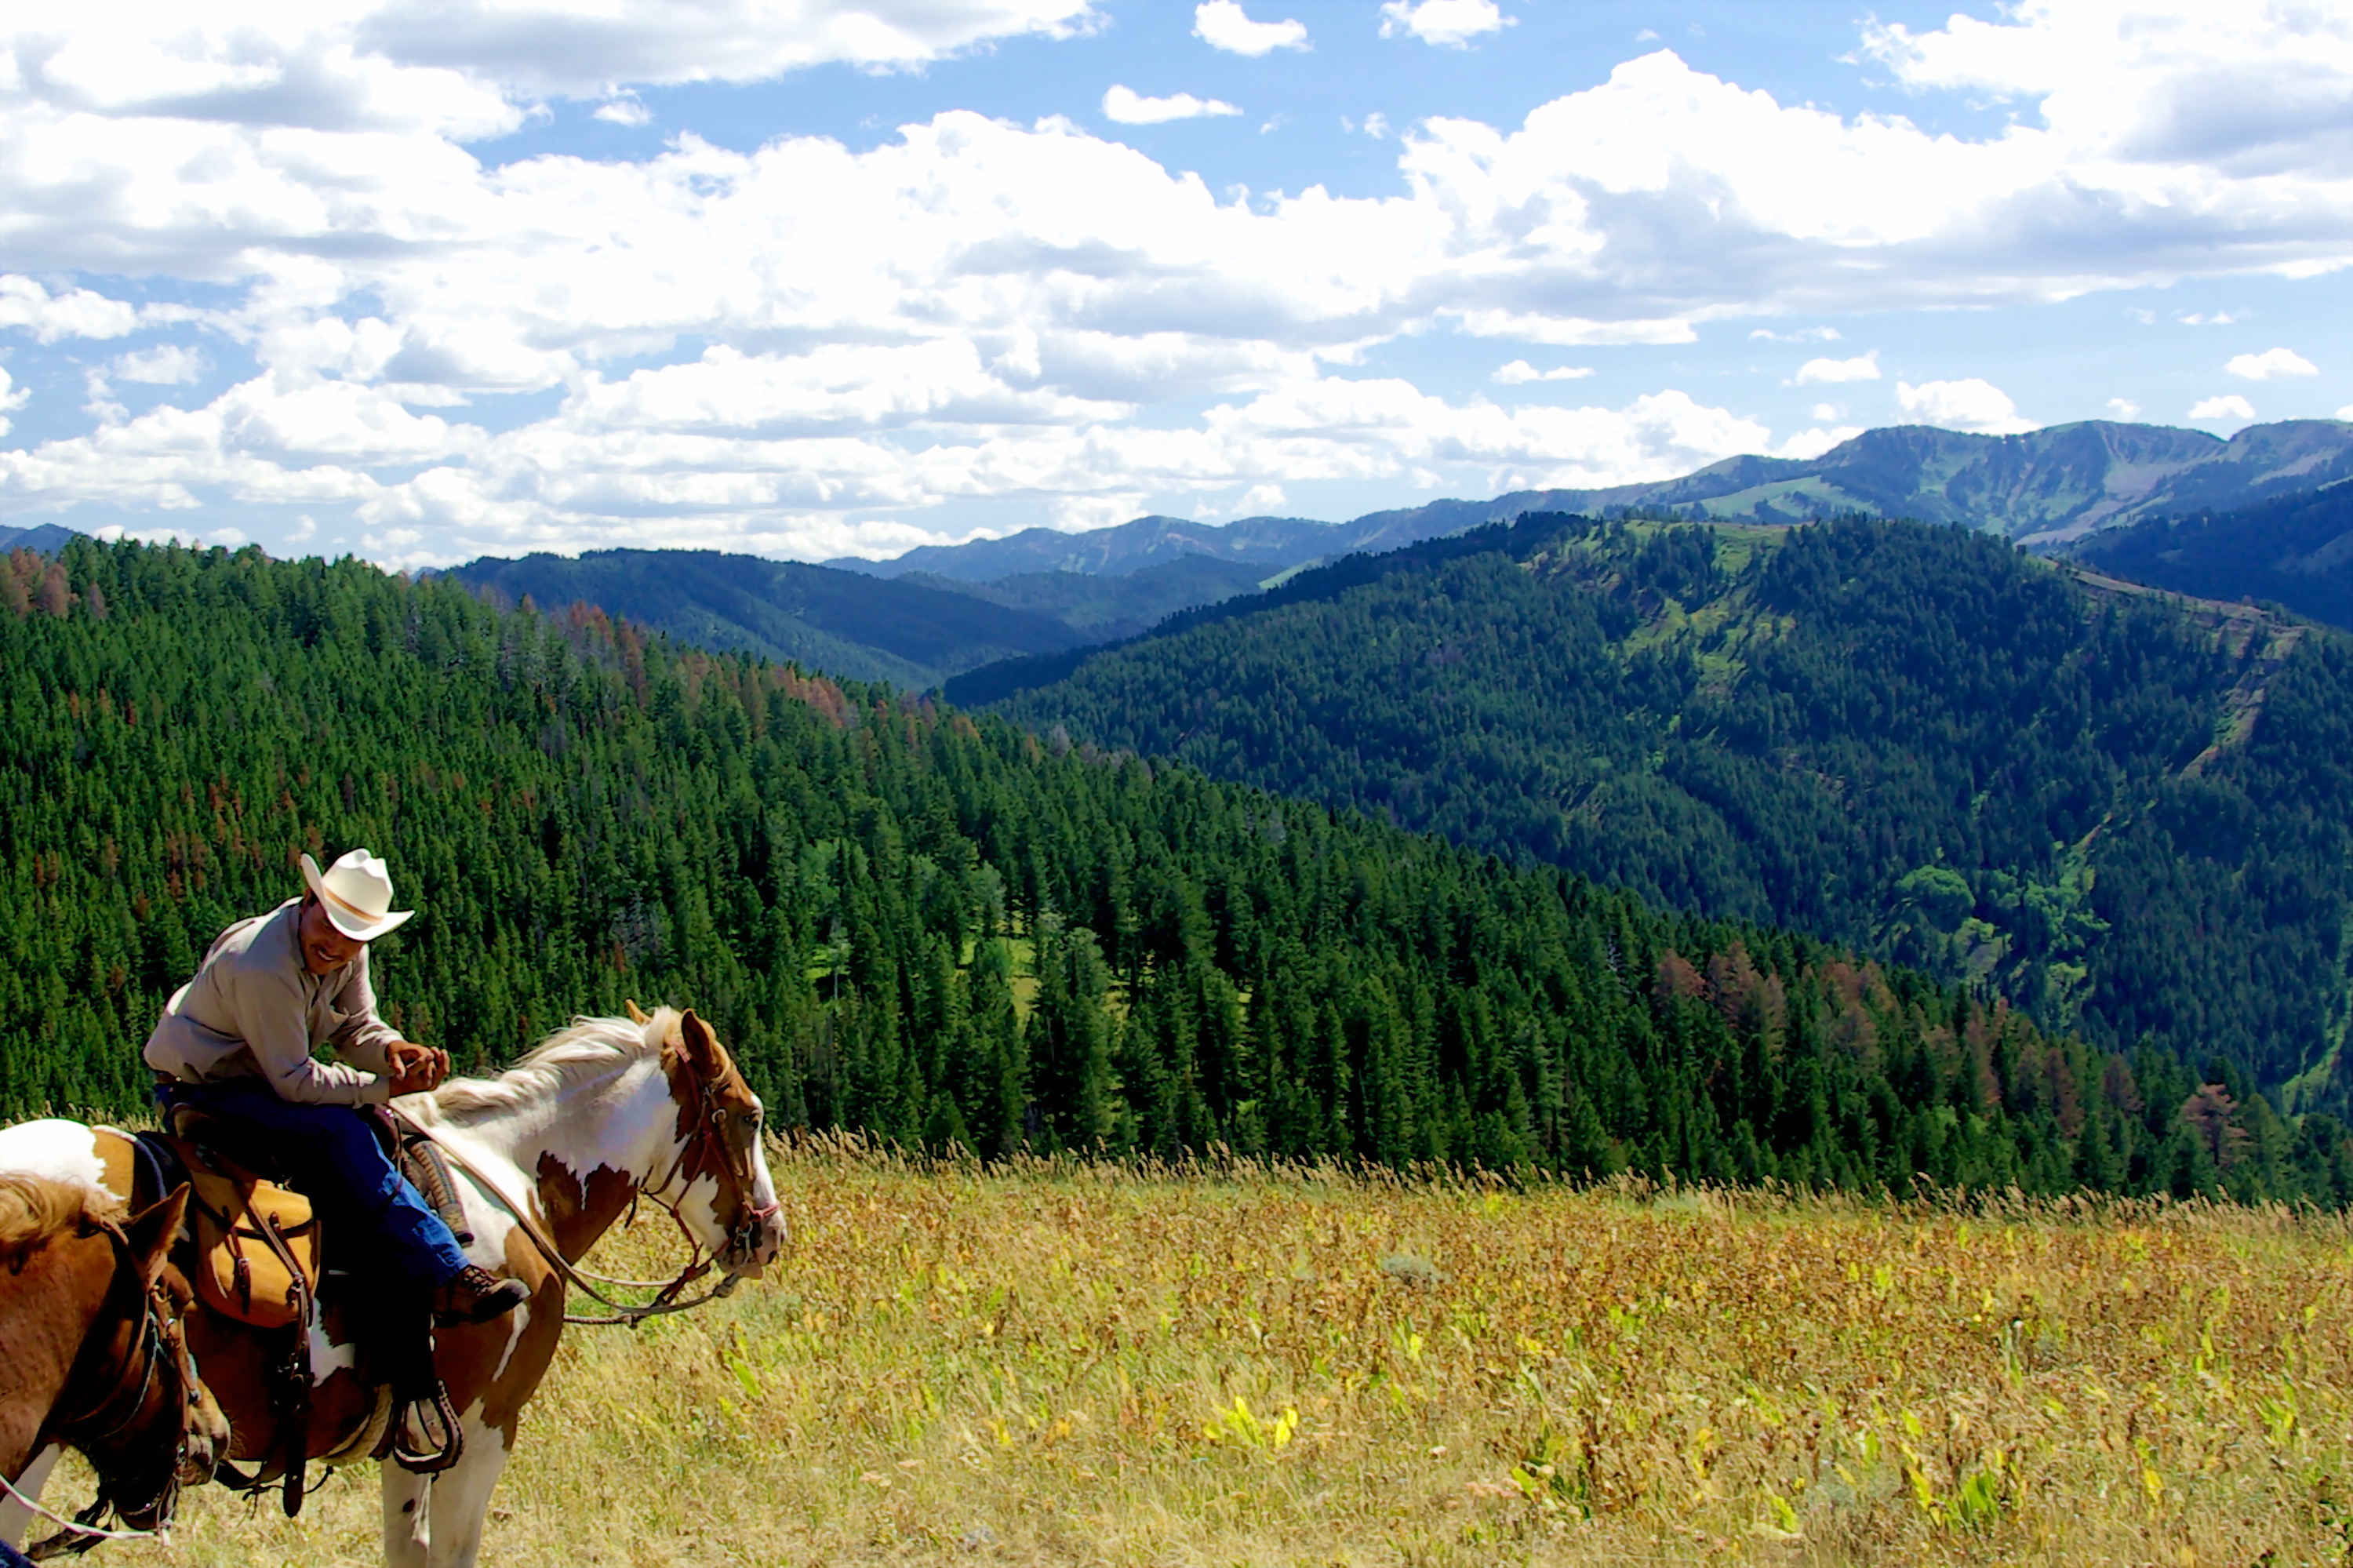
[839,511,1440,582]
[23,418,2351,693]
[446,550,1093,689]
[1572,420,2353,546]
[0,524,83,556]
[831,419,2353,583]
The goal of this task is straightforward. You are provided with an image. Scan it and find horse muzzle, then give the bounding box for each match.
[722,1206,786,1277]
[178,1382,230,1484]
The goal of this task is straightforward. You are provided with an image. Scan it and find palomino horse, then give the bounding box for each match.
[0,1174,226,1554]
[0,1006,786,1567]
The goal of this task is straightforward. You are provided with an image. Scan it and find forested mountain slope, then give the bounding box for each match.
[898,555,1273,641]
[8,538,2346,1202]
[987,515,2353,1112]
[446,548,1092,687]
[2071,480,2353,632]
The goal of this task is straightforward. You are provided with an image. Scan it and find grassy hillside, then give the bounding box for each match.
[13,537,2344,1202]
[2072,479,2353,632]
[987,514,2353,1110]
[104,1144,2353,1567]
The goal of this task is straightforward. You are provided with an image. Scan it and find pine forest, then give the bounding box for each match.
[5,537,2350,1207]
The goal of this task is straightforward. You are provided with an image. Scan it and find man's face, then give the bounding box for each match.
[297,895,368,977]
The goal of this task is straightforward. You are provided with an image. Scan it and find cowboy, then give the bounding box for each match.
[143,849,526,1326]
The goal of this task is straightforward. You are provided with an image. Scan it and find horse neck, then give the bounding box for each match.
[451,1056,686,1264]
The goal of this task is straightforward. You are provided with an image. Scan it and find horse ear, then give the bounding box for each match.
[679,1009,720,1068]
[125,1187,188,1290]
[624,999,650,1025]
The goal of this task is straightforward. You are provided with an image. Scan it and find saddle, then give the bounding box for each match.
[131,1106,479,1503]
[165,1135,320,1330]
[148,1106,473,1319]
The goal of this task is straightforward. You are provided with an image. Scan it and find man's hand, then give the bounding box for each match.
[385,1040,450,1097]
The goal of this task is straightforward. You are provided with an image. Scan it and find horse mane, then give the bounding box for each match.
[422,1009,674,1125]
[0,1173,115,1270]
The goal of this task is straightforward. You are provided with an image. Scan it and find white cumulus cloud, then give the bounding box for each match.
[0,0,2347,562]
[1792,351,1879,384]
[1897,378,2033,435]
[1380,0,1511,49]
[1862,1,2353,180]
[593,95,653,127]
[0,277,140,344]
[111,344,209,385]
[1751,326,1841,343]
[1194,1,1307,56]
[1493,360,1594,384]
[2189,394,2257,421]
[1777,426,1862,460]
[1103,85,1242,124]
[2224,347,2319,380]
[0,366,27,438]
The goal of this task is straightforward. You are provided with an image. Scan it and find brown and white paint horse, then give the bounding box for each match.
[0,1175,226,1553]
[0,1006,784,1567]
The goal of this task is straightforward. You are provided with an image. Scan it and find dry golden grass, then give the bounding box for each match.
[63,1141,2353,1566]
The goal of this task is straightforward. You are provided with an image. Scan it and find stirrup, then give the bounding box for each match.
[387,1381,466,1475]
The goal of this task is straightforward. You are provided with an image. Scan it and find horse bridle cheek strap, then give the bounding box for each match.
[651,1064,776,1266]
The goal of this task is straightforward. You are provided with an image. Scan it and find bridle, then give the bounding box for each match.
[645,1058,781,1275]
[22,1216,209,1557]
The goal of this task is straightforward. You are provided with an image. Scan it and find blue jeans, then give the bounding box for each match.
[157,1080,472,1289]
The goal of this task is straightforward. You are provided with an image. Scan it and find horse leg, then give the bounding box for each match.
[380,1463,432,1568]
[0,1445,61,1549]
[416,1409,512,1568]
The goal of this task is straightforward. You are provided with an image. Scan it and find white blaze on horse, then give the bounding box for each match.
[0,1006,785,1568]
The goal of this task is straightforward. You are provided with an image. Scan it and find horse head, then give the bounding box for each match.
[631,1002,787,1277]
[75,1188,230,1530]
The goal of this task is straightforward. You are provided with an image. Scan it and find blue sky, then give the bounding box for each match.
[0,0,2347,567]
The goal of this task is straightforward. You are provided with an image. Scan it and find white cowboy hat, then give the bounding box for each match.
[300,848,416,940]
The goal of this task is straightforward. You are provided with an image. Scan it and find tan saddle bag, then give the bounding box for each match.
[169,1139,322,1330]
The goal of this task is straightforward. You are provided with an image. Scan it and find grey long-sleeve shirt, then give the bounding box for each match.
[143,897,405,1104]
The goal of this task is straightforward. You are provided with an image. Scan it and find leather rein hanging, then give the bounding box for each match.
[398,1070,772,1329]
